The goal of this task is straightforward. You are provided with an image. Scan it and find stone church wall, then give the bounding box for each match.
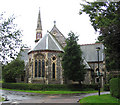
[47,52,63,84]
[28,51,63,84]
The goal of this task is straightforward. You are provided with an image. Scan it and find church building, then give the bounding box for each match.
[20,9,106,86]
[27,10,66,84]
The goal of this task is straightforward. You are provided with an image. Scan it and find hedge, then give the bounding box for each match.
[2,83,98,91]
[110,78,120,99]
[103,84,110,91]
[2,83,68,91]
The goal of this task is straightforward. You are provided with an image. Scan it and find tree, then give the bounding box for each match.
[62,32,86,84]
[2,58,25,83]
[0,13,23,64]
[80,1,120,71]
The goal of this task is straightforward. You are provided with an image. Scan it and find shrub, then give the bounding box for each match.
[2,83,69,91]
[107,73,120,83]
[2,83,98,91]
[110,78,120,99]
[104,84,110,91]
[2,59,25,83]
[82,84,98,90]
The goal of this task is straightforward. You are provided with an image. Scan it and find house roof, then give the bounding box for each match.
[83,59,91,69]
[29,32,64,53]
[80,43,105,62]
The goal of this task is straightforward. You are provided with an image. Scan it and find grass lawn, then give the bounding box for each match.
[1,88,98,94]
[80,94,120,104]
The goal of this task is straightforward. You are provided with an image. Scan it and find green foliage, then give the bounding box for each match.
[0,13,23,64]
[80,1,120,71]
[82,84,98,90]
[107,73,120,83]
[2,83,98,91]
[62,31,86,84]
[2,58,25,83]
[2,83,67,91]
[104,84,110,91]
[110,78,120,99]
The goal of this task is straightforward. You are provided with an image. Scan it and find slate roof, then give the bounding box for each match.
[50,24,66,48]
[29,32,64,53]
[83,59,91,69]
[80,43,105,62]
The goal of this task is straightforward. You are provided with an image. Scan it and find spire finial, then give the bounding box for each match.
[54,21,56,26]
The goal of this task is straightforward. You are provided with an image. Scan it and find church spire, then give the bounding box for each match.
[37,8,42,30]
[35,8,42,43]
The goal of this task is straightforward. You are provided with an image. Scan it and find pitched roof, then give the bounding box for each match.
[29,32,64,53]
[50,24,66,48]
[83,59,91,69]
[80,43,105,62]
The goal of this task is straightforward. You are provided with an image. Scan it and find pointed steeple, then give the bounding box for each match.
[35,8,42,43]
[37,8,42,30]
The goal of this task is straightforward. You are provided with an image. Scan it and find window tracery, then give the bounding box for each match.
[34,53,45,78]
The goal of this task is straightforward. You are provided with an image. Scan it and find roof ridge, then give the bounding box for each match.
[28,32,64,54]
[80,43,103,46]
[48,32,64,52]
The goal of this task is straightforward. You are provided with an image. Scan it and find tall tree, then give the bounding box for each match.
[62,32,86,84]
[0,13,23,64]
[80,1,120,71]
[2,58,25,83]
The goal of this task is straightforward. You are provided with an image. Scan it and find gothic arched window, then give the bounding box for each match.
[35,60,37,77]
[42,60,45,77]
[53,63,55,79]
[38,60,41,77]
[32,64,33,78]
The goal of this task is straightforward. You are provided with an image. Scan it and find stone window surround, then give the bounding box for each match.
[33,53,46,79]
[51,55,57,80]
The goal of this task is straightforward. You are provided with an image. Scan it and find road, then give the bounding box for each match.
[0,89,110,104]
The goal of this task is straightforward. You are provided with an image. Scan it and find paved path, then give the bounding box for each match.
[0,89,110,104]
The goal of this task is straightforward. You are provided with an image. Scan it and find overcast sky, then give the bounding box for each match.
[0,0,99,48]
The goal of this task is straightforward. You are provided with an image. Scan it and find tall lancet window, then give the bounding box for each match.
[42,60,45,77]
[35,60,37,77]
[32,64,33,78]
[52,63,55,79]
[38,60,41,77]
[52,56,56,79]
